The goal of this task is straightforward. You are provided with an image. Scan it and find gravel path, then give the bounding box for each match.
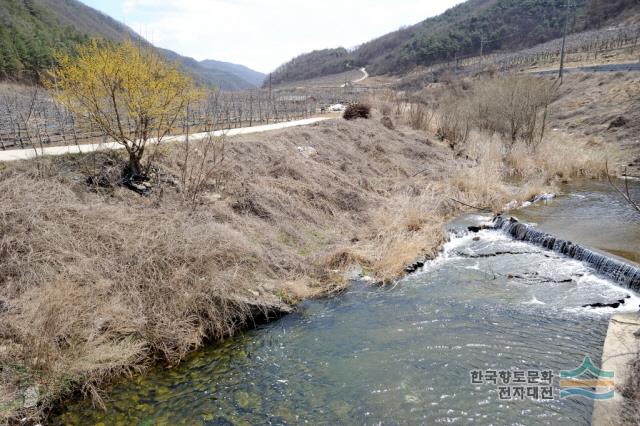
[0,117,333,162]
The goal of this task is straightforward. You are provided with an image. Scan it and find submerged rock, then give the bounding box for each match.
[234,391,250,408]
[583,296,631,310]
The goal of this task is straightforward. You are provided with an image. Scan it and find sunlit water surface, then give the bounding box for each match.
[57,181,640,425]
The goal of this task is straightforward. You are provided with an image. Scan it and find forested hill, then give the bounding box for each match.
[0,0,88,79]
[0,0,264,90]
[270,0,639,85]
[200,59,266,87]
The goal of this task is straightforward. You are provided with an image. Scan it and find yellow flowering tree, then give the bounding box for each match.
[46,39,201,178]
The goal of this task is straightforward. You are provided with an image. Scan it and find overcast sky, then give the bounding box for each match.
[83,0,465,73]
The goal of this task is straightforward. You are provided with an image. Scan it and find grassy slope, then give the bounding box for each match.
[0,73,624,422]
[271,0,639,84]
[550,72,640,171]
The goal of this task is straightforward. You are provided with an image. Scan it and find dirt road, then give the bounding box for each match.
[532,62,640,76]
[0,117,334,162]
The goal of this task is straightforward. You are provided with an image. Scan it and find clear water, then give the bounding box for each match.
[57,182,640,426]
[515,179,640,265]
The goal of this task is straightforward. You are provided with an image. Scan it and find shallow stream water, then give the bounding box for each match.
[57,180,640,425]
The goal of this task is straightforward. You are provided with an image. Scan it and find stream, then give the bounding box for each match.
[57,180,640,425]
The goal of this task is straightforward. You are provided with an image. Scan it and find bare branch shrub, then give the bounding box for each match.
[406,103,434,131]
[472,76,557,150]
[436,95,473,151]
[436,75,556,152]
[606,162,640,214]
[180,132,226,208]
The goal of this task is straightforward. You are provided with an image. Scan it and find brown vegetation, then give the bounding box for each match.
[0,116,452,423]
[343,103,371,121]
[0,73,617,423]
[549,72,640,175]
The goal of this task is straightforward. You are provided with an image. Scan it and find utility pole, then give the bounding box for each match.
[559,0,571,82]
[479,38,485,72]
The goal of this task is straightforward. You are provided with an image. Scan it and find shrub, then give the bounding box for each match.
[343,103,371,120]
[436,95,473,150]
[407,103,434,131]
[436,75,556,152]
[46,39,201,179]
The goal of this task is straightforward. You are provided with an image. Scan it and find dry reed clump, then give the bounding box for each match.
[347,186,452,282]
[406,103,434,132]
[504,134,614,181]
[448,133,511,211]
[0,117,457,422]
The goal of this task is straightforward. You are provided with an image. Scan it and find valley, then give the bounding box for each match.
[0,0,639,425]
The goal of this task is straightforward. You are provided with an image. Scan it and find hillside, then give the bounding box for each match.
[157,48,261,91]
[0,0,88,79]
[0,0,263,90]
[200,59,266,87]
[269,48,353,86]
[270,0,639,84]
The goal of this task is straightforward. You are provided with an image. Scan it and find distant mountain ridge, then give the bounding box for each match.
[200,59,266,87]
[270,0,640,85]
[0,0,263,90]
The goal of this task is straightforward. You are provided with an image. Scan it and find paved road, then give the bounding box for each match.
[353,67,369,83]
[341,68,368,87]
[0,117,333,162]
[533,62,640,76]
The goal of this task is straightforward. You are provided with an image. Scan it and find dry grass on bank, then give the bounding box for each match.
[0,117,455,422]
[0,74,619,424]
[550,72,640,173]
[622,357,640,425]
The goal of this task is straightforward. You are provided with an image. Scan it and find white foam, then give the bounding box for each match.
[523,297,546,305]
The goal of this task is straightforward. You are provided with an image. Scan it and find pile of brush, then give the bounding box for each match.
[343,102,371,120]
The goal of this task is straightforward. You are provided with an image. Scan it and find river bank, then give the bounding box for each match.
[0,87,617,423]
[56,190,640,424]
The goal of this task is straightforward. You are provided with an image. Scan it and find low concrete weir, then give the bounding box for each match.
[493,215,640,291]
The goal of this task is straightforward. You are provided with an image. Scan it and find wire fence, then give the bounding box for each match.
[0,85,370,151]
[422,24,640,76]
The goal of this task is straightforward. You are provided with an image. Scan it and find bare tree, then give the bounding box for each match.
[180,101,226,209]
[607,162,640,214]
